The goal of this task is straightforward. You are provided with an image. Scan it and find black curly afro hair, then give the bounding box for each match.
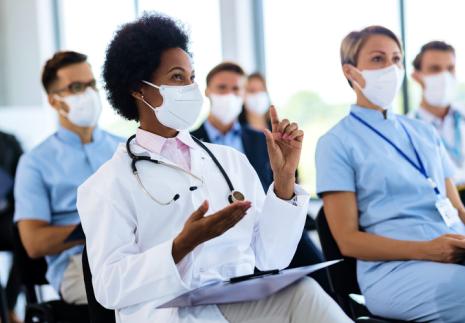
[103,13,190,121]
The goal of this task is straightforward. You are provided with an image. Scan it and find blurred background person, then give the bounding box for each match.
[239,72,271,131]
[411,41,465,202]
[192,62,329,293]
[0,130,23,323]
[14,51,122,305]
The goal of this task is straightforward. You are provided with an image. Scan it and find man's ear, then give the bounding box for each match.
[204,88,209,98]
[48,94,61,111]
[412,70,425,88]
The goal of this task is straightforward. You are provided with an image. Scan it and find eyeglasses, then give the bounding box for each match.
[53,80,97,94]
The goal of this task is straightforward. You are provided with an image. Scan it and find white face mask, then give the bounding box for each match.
[56,87,102,127]
[141,81,204,131]
[245,92,270,115]
[423,71,457,108]
[358,65,404,110]
[209,93,243,125]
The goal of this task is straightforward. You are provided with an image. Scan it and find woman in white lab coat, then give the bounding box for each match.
[77,13,351,323]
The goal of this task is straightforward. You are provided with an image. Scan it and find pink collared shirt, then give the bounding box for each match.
[135,128,194,171]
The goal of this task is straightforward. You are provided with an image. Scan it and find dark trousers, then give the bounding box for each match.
[287,231,330,294]
[0,213,21,311]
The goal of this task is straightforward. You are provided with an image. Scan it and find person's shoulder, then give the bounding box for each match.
[318,115,351,145]
[0,131,18,143]
[79,144,129,191]
[190,123,207,139]
[21,132,60,162]
[242,125,264,137]
[100,129,126,144]
[199,140,248,163]
[398,114,436,134]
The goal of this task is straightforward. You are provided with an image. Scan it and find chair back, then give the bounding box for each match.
[82,245,116,323]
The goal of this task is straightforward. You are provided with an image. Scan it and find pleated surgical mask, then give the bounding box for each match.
[358,65,404,110]
[141,81,204,131]
[55,87,102,127]
[423,71,457,107]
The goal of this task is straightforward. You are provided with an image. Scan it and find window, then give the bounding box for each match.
[263,0,401,195]
[59,0,137,135]
[404,0,465,110]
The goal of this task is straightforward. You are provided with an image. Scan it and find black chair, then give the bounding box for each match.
[13,226,89,323]
[82,245,115,323]
[0,275,9,323]
[315,207,410,323]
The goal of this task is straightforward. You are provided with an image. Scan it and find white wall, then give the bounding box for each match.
[0,0,58,148]
[219,0,257,72]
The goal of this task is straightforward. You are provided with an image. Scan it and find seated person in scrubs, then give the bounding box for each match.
[77,14,351,323]
[316,25,465,322]
[191,63,328,291]
[14,51,122,304]
[411,41,465,203]
[239,72,272,131]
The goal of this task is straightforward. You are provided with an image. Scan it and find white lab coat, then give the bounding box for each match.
[77,135,310,323]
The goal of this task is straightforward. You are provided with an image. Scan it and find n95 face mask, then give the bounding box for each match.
[423,71,457,107]
[141,81,204,131]
[360,65,404,110]
[209,93,243,125]
[245,92,270,115]
[56,87,102,127]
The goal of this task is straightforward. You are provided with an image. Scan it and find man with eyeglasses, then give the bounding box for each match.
[14,51,122,304]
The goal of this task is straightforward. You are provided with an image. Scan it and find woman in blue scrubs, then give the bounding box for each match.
[316,25,465,322]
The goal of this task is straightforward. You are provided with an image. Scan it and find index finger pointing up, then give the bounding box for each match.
[269,105,280,132]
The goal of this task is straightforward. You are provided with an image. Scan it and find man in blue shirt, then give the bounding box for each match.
[14,51,122,304]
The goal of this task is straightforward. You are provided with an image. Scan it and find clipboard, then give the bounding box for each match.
[64,223,85,243]
[157,259,341,308]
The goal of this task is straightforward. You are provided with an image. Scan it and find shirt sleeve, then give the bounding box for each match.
[316,133,356,196]
[14,155,51,223]
[237,153,310,271]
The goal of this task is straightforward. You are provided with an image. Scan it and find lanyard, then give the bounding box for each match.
[350,112,440,195]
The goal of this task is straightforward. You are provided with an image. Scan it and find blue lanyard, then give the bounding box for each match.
[350,112,440,195]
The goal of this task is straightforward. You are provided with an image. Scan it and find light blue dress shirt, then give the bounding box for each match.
[316,105,465,322]
[204,120,244,153]
[14,126,123,292]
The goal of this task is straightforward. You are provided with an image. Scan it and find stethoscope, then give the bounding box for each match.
[126,134,245,205]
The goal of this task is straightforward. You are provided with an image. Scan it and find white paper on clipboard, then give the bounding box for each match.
[158,259,342,308]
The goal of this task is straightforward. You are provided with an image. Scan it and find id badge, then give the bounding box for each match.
[435,197,461,227]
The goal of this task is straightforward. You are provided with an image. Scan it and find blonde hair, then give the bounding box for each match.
[340,25,402,67]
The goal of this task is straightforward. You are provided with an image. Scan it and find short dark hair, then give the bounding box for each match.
[413,41,455,71]
[41,51,88,93]
[103,13,190,121]
[206,62,245,86]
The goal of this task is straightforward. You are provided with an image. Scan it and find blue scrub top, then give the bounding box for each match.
[14,126,123,292]
[204,120,245,153]
[316,104,465,292]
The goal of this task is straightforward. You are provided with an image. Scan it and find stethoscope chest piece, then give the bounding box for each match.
[228,190,245,204]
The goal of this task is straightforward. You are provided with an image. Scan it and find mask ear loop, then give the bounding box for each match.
[347,65,365,93]
[139,80,162,111]
[52,94,70,118]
